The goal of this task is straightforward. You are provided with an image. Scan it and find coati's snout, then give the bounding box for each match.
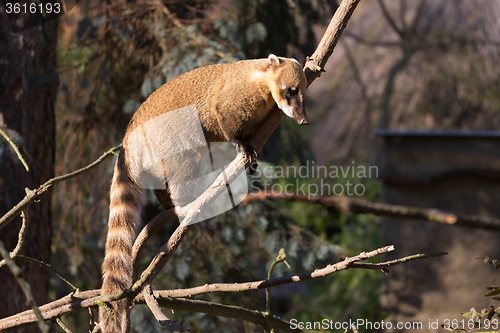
[290,94,308,125]
[290,105,308,125]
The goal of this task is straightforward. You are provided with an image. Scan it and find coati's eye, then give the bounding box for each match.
[287,87,299,96]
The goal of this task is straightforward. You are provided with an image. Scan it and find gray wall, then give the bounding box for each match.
[378,131,500,332]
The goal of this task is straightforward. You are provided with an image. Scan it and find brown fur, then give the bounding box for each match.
[100,55,307,333]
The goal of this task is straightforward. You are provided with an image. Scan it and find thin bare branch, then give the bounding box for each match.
[0,240,50,333]
[0,128,29,172]
[343,40,372,113]
[144,246,395,299]
[0,210,29,268]
[399,0,408,32]
[409,0,427,37]
[346,31,500,49]
[342,40,376,162]
[0,145,121,230]
[0,290,104,332]
[304,0,362,85]
[6,243,388,329]
[266,248,288,317]
[264,249,289,333]
[91,323,101,333]
[378,48,412,129]
[143,283,187,333]
[88,307,98,333]
[55,317,73,333]
[344,32,401,47]
[0,186,48,231]
[16,255,78,290]
[40,144,121,188]
[350,251,447,271]
[377,0,403,36]
[243,191,500,231]
[132,209,178,280]
[142,297,319,333]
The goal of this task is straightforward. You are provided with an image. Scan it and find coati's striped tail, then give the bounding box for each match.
[100,149,144,333]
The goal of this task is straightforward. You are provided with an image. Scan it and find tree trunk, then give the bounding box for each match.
[0,8,58,332]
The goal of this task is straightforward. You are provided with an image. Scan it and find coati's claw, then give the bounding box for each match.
[249,160,258,176]
[237,143,258,175]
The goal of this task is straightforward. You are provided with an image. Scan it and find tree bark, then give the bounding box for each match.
[0,8,58,332]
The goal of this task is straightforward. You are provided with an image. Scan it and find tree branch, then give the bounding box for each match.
[266,249,288,315]
[377,0,403,36]
[0,290,100,332]
[143,282,187,333]
[132,209,178,280]
[304,0,361,85]
[0,128,29,172]
[0,240,50,333]
[0,145,121,230]
[141,297,320,333]
[243,191,500,231]
[0,210,28,268]
[55,317,73,333]
[344,32,401,47]
[1,289,311,333]
[16,255,78,291]
[349,251,447,272]
[0,245,449,332]
[142,245,395,299]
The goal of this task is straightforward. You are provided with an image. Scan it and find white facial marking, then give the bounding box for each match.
[279,101,294,118]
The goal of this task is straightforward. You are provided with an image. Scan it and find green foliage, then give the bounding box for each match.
[442,307,499,333]
[482,255,500,270]
[482,257,500,303]
[443,258,500,332]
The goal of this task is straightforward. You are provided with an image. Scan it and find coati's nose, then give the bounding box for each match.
[299,119,309,125]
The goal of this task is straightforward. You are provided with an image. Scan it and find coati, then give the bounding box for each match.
[100,54,308,333]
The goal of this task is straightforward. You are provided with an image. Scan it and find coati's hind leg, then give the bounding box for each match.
[154,189,175,210]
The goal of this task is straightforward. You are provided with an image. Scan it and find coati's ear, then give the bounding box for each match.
[268,54,280,66]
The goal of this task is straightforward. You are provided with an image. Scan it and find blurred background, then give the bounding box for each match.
[1,0,500,332]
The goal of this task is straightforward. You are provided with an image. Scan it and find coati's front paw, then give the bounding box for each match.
[237,142,258,175]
